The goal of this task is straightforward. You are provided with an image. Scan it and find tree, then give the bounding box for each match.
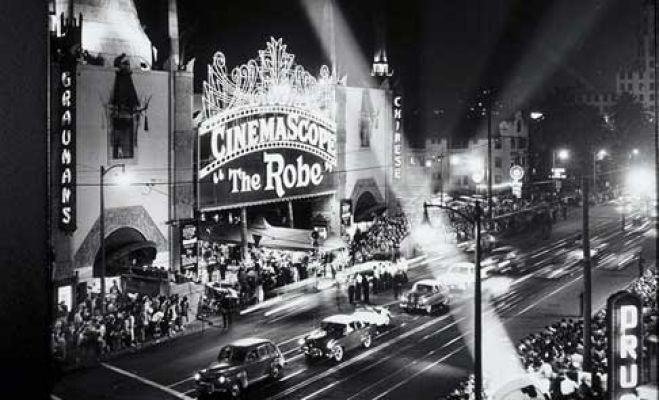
[533,88,612,178]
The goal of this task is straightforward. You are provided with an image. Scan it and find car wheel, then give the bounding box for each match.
[270,364,283,380]
[362,334,372,348]
[332,345,344,362]
[229,382,242,399]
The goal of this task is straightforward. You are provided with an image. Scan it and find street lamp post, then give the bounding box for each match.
[100,163,125,314]
[423,200,483,400]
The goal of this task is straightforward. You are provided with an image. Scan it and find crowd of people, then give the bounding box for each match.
[443,269,657,400]
[51,282,191,369]
[350,212,410,263]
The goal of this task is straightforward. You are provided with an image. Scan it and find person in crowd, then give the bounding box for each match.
[347,277,355,305]
[362,273,370,304]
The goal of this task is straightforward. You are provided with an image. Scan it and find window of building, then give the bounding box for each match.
[620,83,625,92]
[495,175,502,184]
[628,83,633,91]
[651,82,655,90]
[650,94,655,101]
[640,94,644,101]
[494,138,502,149]
[516,120,522,133]
[495,157,502,168]
[519,137,527,148]
[640,83,645,91]
[628,72,633,79]
[651,60,655,68]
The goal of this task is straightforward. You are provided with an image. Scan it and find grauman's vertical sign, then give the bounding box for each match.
[55,64,77,232]
[607,291,643,400]
[392,95,402,180]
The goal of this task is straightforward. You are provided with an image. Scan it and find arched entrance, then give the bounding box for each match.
[353,191,387,222]
[92,227,156,277]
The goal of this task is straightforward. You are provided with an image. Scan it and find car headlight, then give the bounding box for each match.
[298,338,305,346]
[194,373,201,381]
[419,297,428,304]
[218,376,226,384]
[326,339,336,349]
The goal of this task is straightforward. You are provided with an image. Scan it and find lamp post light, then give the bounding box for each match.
[422,200,484,400]
[593,149,607,197]
[100,163,126,314]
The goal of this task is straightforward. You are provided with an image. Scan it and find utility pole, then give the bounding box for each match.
[581,171,593,373]
[473,202,483,400]
[486,90,493,218]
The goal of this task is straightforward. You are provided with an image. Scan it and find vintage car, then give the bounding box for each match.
[194,338,285,399]
[481,246,524,275]
[399,279,452,314]
[299,314,375,362]
[441,262,477,291]
[352,305,392,331]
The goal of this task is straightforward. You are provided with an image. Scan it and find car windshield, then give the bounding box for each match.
[321,322,347,336]
[217,345,249,363]
[414,284,435,294]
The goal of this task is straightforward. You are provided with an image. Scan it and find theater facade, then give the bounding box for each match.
[195,38,395,258]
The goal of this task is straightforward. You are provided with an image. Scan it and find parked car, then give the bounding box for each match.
[194,338,285,399]
[399,279,452,314]
[299,314,375,362]
[352,305,392,331]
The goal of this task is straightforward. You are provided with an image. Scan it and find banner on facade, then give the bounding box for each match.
[340,199,353,228]
[607,290,643,400]
[180,222,198,269]
[198,38,339,211]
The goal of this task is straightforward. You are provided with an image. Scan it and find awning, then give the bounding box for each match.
[354,202,387,222]
[93,240,157,277]
[205,217,346,252]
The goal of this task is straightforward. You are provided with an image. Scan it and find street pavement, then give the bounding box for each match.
[52,202,656,400]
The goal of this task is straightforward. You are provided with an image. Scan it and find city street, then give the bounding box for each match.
[52,203,655,400]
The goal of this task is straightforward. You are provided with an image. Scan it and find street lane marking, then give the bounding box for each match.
[370,346,465,400]
[288,353,304,362]
[281,368,306,382]
[282,347,300,356]
[421,317,465,341]
[440,335,464,349]
[513,274,583,317]
[101,363,194,400]
[266,314,452,400]
[277,333,307,347]
[51,395,63,400]
[167,376,193,388]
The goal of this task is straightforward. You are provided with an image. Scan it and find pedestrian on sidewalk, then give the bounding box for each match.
[219,301,229,329]
[362,273,370,304]
[393,270,403,300]
[355,274,363,303]
[334,281,343,311]
[347,277,355,305]
[638,253,645,277]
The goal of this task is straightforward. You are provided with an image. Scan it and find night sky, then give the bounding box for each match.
[136,0,641,145]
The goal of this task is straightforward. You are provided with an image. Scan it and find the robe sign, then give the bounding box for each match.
[55,64,77,232]
[392,95,403,180]
[607,291,643,400]
[198,108,337,210]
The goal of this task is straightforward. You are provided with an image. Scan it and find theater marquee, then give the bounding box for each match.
[198,38,339,211]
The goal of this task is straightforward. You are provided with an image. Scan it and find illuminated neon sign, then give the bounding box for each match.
[393,95,402,180]
[607,291,643,400]
[54,63,77,232]
[198,38,339,211]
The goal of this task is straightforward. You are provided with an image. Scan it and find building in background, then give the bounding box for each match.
[615,0,656,115]
[49,0,194,307]
[412,110,529,196]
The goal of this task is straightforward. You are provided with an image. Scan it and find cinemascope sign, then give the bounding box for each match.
[198,108,337,210]
[607,291,643,400]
